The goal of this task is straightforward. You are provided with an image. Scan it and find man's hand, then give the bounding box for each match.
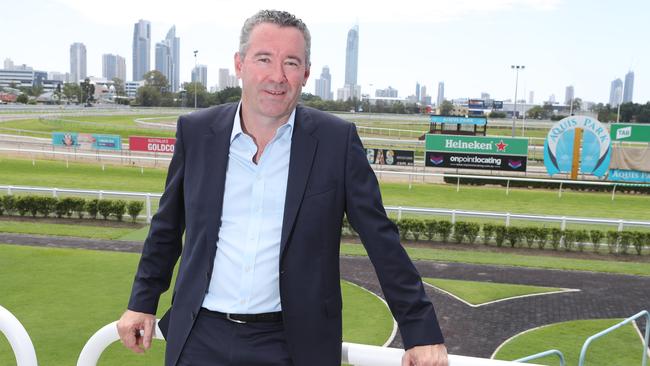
[116,310,156,353]
[402,344,448,366]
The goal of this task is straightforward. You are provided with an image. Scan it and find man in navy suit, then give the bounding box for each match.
[117,10,447,366]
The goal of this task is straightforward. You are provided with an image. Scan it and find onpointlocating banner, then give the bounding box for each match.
[52,132,121,150]
[543,116,611,177]
[366,148,414,166]
[425,134,528,171]
[608,169,650,183]
[610,123,650,143]
[129,136,176,153]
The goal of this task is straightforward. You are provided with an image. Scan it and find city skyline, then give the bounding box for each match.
[2,0,649,105]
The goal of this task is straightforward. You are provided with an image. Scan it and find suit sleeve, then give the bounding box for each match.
[343,123,444,348]
[127,117,186,315]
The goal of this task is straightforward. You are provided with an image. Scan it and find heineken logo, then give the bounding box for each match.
[426,134,528,156]
[445,139,496,151]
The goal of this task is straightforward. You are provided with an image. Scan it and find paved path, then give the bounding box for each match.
[2,233,649,358]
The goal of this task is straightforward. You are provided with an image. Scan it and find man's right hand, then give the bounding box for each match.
[116,310,156,353]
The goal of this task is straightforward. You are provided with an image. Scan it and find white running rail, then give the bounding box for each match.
[0,305,37,366]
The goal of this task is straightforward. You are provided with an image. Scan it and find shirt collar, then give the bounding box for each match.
[231,101,296,143]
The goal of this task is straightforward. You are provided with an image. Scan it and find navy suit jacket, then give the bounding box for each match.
[128,103,444,366]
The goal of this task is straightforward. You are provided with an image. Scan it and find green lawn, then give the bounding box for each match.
[0,244,392,366]
[2,158,649,222]
[422,278,563,306]
[0,220,140,239]
[341,243,650,276]
[493,319,650,366]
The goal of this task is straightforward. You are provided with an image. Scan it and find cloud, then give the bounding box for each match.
[53,0,561,27]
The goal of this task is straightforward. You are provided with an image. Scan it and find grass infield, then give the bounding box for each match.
[422,278,563,306]
[493,318,650,365]
[0,244,392,366]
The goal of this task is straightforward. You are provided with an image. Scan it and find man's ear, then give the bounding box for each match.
[234,52,243,78]
[303,66,310,86]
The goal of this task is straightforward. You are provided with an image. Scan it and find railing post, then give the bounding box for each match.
[561,217,566,231]
[506,179,510,196]
[8,186,12,195]
[397,207,402,221]
[98,191,103,200]
[558,182,563,198]
[52,188,58,198]
[146,194,152,223]
[505,213,510,227]
[617,220,624,232]
[451,210,456,225]
[611,184,617,201]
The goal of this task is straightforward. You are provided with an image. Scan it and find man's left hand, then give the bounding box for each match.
[402,344,448,366]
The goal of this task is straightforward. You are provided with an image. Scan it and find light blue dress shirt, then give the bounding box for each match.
[202,103,294,314]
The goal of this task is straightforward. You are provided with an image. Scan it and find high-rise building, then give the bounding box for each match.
[217,68,238,91]
[102,54,126,81]
[609,78,623,106]
[420,85,427,104]
[154,26,180,92]
[70,42,87,83]
[315,66,332,100]
[564,85,574,105]
[437,82,444,106]
[623,71,634,103]
[3,58,14,70]
[48,72,70,83]
[344,24,359,88]
[415,82,420,102]
[375,86,398,98]
[192,65,208,87]
[132,19,151,81]
[481,92,490,100]
[529,91,534,104]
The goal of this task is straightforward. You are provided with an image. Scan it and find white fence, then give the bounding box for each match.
[2,184,648,231]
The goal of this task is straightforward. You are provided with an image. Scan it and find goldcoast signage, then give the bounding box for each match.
[543,116,611,178]
[425,135,528,171]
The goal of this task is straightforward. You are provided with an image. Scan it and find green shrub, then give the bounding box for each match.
[111,200,127,221]
[127,201,145,223]
[14,196,30,216]
[632,232,646,255]
[562,230,576,251]
[23,196,39,217]
[452,222,467,244]
[482,224,496,246]
[36,196,57,217]
[606,231,620,254]
[535,227,550,250]
[550,228,563,250]
[494,225,507,247]
[465,223,480,245]
[85,199,99,219]
[2,195,16,214]
[97,199,113,220]
[71,198,87,219]
[55,198,74,218]
[522,227,537,248]
[396,219,411,240]
[575,230,589,252]
[437,221,453,243]
[506,227,523,248]
[590,230,604,253]
[424,219,438,241]
[619,231,633,255]
[411,220,425,241]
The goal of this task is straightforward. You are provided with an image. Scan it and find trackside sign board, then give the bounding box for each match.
[425,134,528,171]
[129,136,176,153]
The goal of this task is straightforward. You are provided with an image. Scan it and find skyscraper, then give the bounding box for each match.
[155,42,172,90]
[623,71,634,103]
[420,85,427,104]
[315,66,332,100]
[436,82,444,106]
[564,85,574,105]
[609,78,623,106]
[415,82,420,102]
[192,65,208,87]
[70,42,87,83]
[160,26,180,92]
[529,91,534,104]
[132,19,151,81]
[102,54,126,81]
[344,24,359,88]
[217,68,238,90]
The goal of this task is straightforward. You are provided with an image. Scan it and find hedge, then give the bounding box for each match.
[0,195,144,222]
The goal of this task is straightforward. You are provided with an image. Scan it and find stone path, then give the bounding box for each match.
[2,233,649,358]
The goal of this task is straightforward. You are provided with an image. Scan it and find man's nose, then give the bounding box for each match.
[268,61,288,83]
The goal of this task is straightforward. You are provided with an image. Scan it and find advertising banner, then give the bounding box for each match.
[608,169,650,183]
[543,116,611,177]
[425,135,528,156]
[129,136,176,153]
[425,151,527,171]
[366,148,414,166]
[52,132,121,150]
[610,123,650,143]
[429,115,487,126]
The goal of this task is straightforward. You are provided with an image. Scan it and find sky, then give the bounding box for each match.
[2,0,649,105]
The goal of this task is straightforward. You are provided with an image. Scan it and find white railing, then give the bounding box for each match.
[386,206,650,231]
[2,184,648,231]
[0,305,37,366]
[76,320,541,366]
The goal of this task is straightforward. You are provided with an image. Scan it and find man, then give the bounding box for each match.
[117,10,447,366]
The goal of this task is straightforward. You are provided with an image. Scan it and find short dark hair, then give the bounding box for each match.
[239,10,311,66]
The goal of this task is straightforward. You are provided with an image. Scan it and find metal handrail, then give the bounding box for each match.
[0,305,37,366]
[76,320,543,365]
[578,310,649,366]
[514,349,565,365]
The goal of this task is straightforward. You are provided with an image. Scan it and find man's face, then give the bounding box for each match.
[235,22,310,123]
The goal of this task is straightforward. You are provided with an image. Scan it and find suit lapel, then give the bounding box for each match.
[204,104,237,247]
[280,106,318,258]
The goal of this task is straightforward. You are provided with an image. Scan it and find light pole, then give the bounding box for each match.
[511,65,525,137]
[193,50,198,109]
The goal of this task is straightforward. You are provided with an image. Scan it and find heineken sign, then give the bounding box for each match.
[610,123,650,143]
[425,134,528,171]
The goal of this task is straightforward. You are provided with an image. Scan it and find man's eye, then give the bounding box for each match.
[257,58,270,63]
[285,61,299,67]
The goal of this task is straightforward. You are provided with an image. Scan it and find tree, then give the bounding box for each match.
[215,86,242,104]
[16,94,29,104]
[570,97,582,113]
[136,86,162,106]
[527,105,546,119]
[79,78,95,104]
[112,77,125,96]
[182,82,209,108]
[143,70,169,93]
[62,83,81,103]
[439,100,454,115]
